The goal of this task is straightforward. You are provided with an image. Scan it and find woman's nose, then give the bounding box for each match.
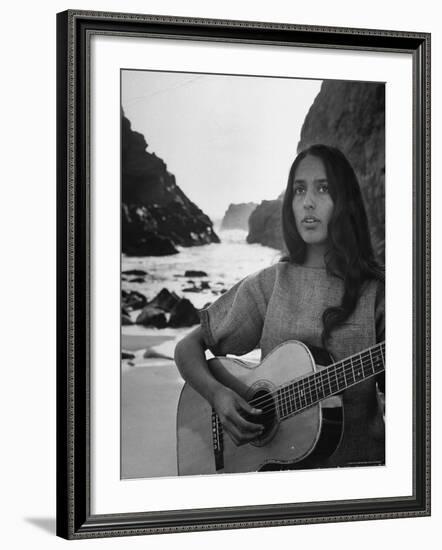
[303,190,315,209]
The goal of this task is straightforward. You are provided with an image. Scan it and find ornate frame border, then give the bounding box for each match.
[56,10,431,539]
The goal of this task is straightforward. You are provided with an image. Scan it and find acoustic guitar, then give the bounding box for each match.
[176,340,385,475]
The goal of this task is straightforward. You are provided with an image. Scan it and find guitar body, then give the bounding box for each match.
[177,340,346,475]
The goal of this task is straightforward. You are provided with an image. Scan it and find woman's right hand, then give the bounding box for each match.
[211,386,264,446]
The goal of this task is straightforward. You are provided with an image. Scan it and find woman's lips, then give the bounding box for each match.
[302,216,320,227]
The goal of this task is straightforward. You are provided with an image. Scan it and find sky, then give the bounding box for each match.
[122,70,322,220]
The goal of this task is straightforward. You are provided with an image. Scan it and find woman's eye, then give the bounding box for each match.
[318,184,329,193]
[293,187,305,195]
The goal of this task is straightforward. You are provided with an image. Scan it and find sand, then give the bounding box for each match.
[121,328,190,479]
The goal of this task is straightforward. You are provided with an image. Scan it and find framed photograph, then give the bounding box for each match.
[56,10,430,539]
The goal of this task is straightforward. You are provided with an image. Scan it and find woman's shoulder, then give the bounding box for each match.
[239,261,295,299]
[242,262,281,290]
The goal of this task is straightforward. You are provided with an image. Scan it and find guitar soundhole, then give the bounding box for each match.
[247,388,278,445]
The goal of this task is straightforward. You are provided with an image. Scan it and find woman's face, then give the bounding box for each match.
[292,155,334,247]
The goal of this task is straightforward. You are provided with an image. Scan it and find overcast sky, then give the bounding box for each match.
[122,70,321,220]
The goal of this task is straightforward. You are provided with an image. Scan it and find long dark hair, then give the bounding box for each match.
[281,144,383,346]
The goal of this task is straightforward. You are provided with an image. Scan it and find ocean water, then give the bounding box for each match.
[122,229,281,311]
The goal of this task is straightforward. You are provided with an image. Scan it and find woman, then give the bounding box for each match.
[175,144,385,469]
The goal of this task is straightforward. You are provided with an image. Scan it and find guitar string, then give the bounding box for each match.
[257,364,384,419]
[247,355,385,418]
[209,352,386,439]
[204,347,385,430]
[247,344,385,412]
[275,341,384,395]
[249,362,384,417]
[250,350,385,413]
[252,346,385,412]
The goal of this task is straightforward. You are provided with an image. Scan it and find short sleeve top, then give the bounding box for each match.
[200,262,384,364]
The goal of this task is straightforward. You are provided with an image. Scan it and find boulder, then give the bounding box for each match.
[184,270,208,277]
[122,269,148,276]
[122,314,133,326]
[122,290,147,311]
[135,306,168,328]
[168,298,200,327]
[147,288,180,312]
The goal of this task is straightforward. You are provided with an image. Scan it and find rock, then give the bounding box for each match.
[122,351,135,360]
[122,290,147,311]
[168,298,200,327]
[247,199,285,250]
[122,227,179,256]
[135,306,168,328]
[122,314,133,326]
[122,269,148,276]
[297,80,385,263]
[182,280,211,292]
[129,277,145,283]
[147,288,180,312]
[221,202,257,230]
[121,112,220,256]
[184,270,208,277]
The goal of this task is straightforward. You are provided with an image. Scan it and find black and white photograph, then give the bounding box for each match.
[120,70,386,480]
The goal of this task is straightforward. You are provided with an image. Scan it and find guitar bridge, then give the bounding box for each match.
[211,409,224,471]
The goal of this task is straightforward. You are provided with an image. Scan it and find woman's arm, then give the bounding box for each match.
[174,326,264,446]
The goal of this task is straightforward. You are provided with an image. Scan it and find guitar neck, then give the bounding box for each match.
[276,341,385,420]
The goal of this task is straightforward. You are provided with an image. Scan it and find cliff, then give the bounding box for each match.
[221,202,257,231]
[297,80,385,261]
[246,199,284,250]
[246,81,385,262]
[122,113,220,256]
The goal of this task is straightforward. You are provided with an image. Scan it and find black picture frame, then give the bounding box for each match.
[56,9,431,539]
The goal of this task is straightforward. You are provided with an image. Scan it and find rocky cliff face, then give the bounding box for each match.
[246,199,284,250]
[297,80,385,261]
[122,113,220,256]
[246,81,385,262]
[221,203,257,231]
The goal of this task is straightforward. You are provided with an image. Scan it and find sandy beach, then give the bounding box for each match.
[121,327,190,479]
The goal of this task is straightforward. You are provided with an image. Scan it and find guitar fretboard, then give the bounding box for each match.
[276,342,385,420]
